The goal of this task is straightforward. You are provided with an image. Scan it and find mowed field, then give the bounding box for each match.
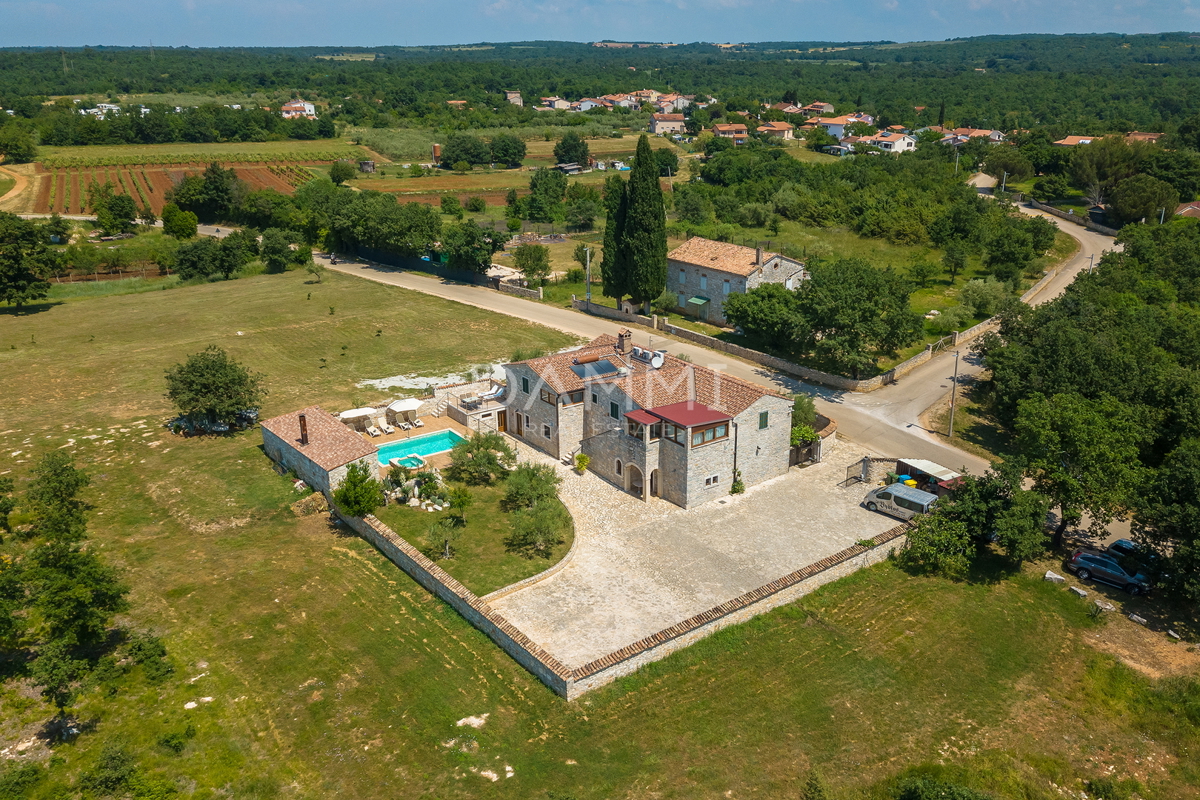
[1,270,1197,799]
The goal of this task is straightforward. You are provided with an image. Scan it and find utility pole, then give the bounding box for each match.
[954,150,960,174]
[1001,171,1008,193]
[1088,253,1095,274]
[948,350,960,439]
[585,246,592,309]
[1160,207,1167,225]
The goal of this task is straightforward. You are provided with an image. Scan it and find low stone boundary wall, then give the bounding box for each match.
[338,502,911,700]
[569,299,655,328]
[336,509,575,695]
[1028,199,1121,237]
[480,518,583,603]
[567,522,911,695]
[498,281,543,300]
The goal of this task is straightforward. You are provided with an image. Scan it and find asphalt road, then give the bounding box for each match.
[319,199,1116,476]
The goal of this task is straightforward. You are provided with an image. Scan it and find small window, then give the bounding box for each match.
[564,390,584,406]
[649,422,662,441]
[759,411,769,430]
[699,274,708,291]
[524,415,531,431]
[616,459,623,476]
[543,423,551,438]
[539,388,556,404]
[723,279,731,295]
[704,474,720,487]
[691,422,728,447]
[626,419,644,439]
[521,376,529,394]
[591,392,598,405]
[678,268,685,285]
[609,401,619,420]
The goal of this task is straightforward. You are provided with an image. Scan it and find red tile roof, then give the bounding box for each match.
[260,406,377,470]
[645,400,731,427]
[667,237,781,277]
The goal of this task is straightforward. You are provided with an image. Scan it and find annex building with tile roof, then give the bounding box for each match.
[261,406,378,495]
[502,331,793,508]
[666,236,808,327]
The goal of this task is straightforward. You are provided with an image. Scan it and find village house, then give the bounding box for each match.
[813,115,865,139]
[602,93,640,108]
[502,331,793,508]
[261,406,378,495]
[1126,131,1163,144]
[858,131,916,153]
[539,96,571,110]
[1053,135,1097,147]
[631,89,662,103]
[576,97,608,111]
[667,236,808,326]
[504,90,523,106]
[756,120,795,139]
[281,100,317,119]
[801,101,835,115]
[655,93,692,112]
[711,122,749,144]
[650,113,687,135]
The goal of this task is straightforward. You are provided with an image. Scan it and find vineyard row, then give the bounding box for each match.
[40,149,360,169]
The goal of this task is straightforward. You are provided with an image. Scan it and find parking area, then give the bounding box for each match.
[490,439,900,668]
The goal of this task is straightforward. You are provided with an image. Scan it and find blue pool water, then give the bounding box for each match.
[376,430,465,464]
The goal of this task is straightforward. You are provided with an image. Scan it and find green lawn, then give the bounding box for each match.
[374,482,572,595]
[0,173,14,199]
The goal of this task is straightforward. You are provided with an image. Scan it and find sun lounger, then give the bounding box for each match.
[380,423,396,435]
[367,426,383,437]
[412,418,425,428]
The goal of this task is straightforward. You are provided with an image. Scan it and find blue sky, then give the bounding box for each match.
[0,0,1194,48]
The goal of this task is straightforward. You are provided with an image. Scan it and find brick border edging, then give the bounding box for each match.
[567,521,912,680]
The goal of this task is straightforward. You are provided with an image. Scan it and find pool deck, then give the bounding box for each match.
[362,416,469,471]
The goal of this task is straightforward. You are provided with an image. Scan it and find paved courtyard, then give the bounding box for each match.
[490,438,899,668]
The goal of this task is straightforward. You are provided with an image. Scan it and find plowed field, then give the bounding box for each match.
[33,162,321,214]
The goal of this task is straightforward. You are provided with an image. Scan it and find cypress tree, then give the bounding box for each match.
[599,173,628,302]
[618,135,667,308]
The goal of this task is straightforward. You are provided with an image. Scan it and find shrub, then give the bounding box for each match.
[791,425,818,446]
[445,432,516,485]
[791,394,817,427]
[78,744,137,796]
[465,196,487,212]
[506,217,522,232]
[896,513,973,579]
[930,304,975,335]
[574,452,590,471]
[452,160,472,174]
[440,195,463,217]
[333,461,385,517]
[565,267,585,284]
[503,463,561,510]
[958,277,1011,317]
[505,501,570,558]
[651,291,678,314]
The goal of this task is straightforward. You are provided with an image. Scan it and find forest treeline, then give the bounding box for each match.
[2,34,1200,135]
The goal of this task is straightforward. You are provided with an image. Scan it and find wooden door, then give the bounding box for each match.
[497,410,507,432]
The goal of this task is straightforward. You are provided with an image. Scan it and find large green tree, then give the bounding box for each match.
[552,131,589,165]
[1108,174,1179,226]
[599,173,628,301]
[1015,392,1148,546]
[0,211,54,310]
[490,133,527,167]
[442,219,508,273]
[616,135,668,307]
[164,345,267,426]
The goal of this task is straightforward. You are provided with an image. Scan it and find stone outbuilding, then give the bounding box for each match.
[260,406,378,496]
[503,332,793,509]
[667,236,808,326]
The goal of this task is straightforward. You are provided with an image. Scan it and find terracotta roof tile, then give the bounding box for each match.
[260,406,377,470]
[667,237,785,277]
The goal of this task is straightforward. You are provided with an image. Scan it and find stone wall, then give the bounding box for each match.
[733,396,794,490]
[336,509,574,695]
[1028,199,1121,237]
[569,299,655,328]
[498,280,544,300]
[338,502,911,700]
[262,426,330,494]
[566,522,910,697]
[503,364,561,459]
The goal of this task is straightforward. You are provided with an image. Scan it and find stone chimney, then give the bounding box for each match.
[298,413,308,446]
[617,328,632,354]
[756,246,763,266]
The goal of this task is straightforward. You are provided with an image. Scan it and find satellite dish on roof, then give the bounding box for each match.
[650,351,665,369]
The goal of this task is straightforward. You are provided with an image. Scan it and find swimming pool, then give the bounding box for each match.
[376,429,466,464]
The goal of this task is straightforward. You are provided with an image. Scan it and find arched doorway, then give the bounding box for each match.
[649,469,660,498]
[626,464,645,500]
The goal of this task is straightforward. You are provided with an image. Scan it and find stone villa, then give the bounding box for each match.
[502,331,793,508]
[261,406,378,494]
[668,237,808,326]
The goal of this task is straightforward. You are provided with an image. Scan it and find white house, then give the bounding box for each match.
[858,131,916,153]
[281,100,317,119]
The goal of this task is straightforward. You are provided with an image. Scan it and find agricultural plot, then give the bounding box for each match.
[38,139,366,168]
[34,162,308,215]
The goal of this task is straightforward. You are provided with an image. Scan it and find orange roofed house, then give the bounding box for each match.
[261,406,379,494]
[667,236,808,326]
[711,122,749,143]
[502,331,793,507]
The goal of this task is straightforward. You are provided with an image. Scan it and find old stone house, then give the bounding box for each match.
[261,406,378,495]
[667,237,808,327]
[502,331,793,509]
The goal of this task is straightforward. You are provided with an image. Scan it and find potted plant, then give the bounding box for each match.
[573,452,590,474]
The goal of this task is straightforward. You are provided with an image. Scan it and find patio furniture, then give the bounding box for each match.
[412,418,425,428]
[461,394,479,408]
[399,422,412,431]
[380,423,396,435]
[367,426,383,437]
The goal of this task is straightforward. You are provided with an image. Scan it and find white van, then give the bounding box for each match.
[863,483,939,521]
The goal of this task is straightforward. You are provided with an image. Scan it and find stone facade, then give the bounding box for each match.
[668,243,807,327]
[502,363,588,461]
[261,425,377,496]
